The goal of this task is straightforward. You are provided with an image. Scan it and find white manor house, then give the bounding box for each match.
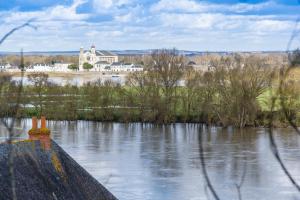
[0,45,143,73]
[79,45,143,72]
[79,45,118,69]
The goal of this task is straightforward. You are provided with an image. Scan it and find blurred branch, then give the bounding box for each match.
[235,156,247,200]
[278,16,300,136]
[0,19,37,46]
[0,19,35,136]
[269,95,300,192]
[4,50,25,200]
[286,17,300,53]
[270,12,300,193]
[278,69,300,136]
[204,184,211,200]
[0,20,36,200]
[199,127,220,200]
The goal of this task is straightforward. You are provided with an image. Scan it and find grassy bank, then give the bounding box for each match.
[0,81,297,128]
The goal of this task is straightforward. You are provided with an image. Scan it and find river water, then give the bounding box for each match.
[0,120,300,200]
[12,74,126,86]
[11,74,185,86]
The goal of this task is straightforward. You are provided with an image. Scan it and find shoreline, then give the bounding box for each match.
[4,116,293,129]
[0,71,130,78]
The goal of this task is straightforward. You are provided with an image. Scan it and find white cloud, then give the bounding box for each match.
[231,2,271,13]
[160,13,219,29]
[114,13,133,23]
[93,0,113,10]
[150,0,272,14]
[86,30,100,37]
[150,0,203,13]
[112,4,144,24]
[253,19,293,32]
[93,0,136,14]
[2,0,89,23]
[158,11,294,33]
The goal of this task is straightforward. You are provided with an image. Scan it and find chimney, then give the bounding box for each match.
[41,116,46,129]
[29,117,39,141]
[28,116,51,150]
[32,116,37,130]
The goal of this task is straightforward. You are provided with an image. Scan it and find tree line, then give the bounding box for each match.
[0,49,299,128]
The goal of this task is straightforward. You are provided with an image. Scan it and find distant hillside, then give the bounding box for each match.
[0,51,79,56]
[0,50,286,56]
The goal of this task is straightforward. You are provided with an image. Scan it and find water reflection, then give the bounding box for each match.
[0,120,299,200]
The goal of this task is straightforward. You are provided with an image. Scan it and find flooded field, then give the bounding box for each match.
[9,72,127,85]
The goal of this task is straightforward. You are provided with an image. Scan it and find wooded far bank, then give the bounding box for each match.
[1,49,300,128]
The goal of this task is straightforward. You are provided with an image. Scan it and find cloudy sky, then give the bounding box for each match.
[0,0,299,51]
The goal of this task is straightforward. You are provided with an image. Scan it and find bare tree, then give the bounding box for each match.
[148,49,185,123]
[210,55,271,127]
[181,67,202,121]
[27,72,49,116]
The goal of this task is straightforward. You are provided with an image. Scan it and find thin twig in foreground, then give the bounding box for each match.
[235,156,247,200]
[198,127,220,200]
[0,19,35,200]
[268,96,300,192]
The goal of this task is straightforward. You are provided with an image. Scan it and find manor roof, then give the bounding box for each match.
[95,61,109,64]
[96,50,117,57]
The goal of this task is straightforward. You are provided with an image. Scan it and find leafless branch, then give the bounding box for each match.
[271,12,300,193]
[0,19,37,46]
[198,127,220,200]
[278,19,300,135]
[268,88,300,191]
[235,156,247,200]
[0,19,36,200]
[204,184,211,200]
[286,17,300,53]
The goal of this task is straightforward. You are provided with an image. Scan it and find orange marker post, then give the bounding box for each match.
[41,116,46,129]
[32,116,37,130]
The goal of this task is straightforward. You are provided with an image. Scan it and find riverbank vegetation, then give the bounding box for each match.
[0,49,299,128]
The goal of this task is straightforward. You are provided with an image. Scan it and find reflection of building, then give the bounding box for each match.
[79,45,118,71]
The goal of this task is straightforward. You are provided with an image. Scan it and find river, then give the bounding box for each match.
[0,120,299,200]
[11,74,127,86]
[10,73,185,86]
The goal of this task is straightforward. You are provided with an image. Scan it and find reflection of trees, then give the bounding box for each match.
[98,123,115,153]
[198,126,290,199]
[139,125,182,178]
